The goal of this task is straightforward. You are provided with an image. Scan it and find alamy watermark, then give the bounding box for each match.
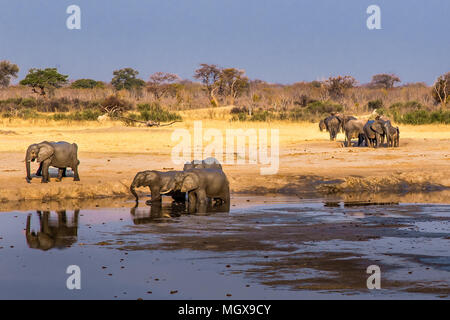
[366,265,381,289]
[66,265,81,290]
[66,5,81,30]
[171,121,279,175]
[366,5,381,30]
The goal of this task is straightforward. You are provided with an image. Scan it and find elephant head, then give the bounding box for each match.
[25,142,54,182]
[369,120,385,136]
[175,172,200,193]
[319,120,326,132]
[130,171,150,202]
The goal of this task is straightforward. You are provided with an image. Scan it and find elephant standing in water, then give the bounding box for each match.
[26,210,80,251]
[25,141,80,183]
[174,168,230,214]
[129,170,186,205]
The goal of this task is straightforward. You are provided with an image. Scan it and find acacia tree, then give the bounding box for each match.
[369,73,401,89]
[111,68,145,90]
[216,68,249,104]
[194,64,221,105]
[432,72,450,108]
[323,75,357,100]
[0,61,19,88]
[147,72,180,100]
[20,68,68,96]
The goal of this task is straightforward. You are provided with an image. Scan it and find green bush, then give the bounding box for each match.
[135,102,181,122]
[396,110,450,125]
[367,99,383,110]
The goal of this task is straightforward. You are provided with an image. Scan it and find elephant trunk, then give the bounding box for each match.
[130,184,139,202]
[26,153,32,183]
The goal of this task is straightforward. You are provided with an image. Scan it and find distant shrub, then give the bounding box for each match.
[101,95,133,114]
[135,102,182,122]
[367,99,383,110]
[71,79,105,89]
[396,110,450,125]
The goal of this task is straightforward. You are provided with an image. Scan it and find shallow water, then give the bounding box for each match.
[0,195,449,299]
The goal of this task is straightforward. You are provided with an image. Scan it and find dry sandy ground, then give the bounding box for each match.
[0,117,449,210]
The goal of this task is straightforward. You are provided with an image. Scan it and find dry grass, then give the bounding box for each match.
[1,113,449,155]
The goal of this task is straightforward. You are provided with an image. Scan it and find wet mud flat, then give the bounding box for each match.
[0,195,449,299]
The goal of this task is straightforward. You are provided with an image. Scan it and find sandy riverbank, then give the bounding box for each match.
[1,119,449,210]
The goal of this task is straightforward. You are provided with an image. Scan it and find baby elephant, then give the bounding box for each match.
[129,170,186,205]
[26,141,80,183]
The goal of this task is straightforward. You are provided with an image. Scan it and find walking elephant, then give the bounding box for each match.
[25,141,80,183]
[174,168,230,214]
[26,210,79,251]
[129,170,186,205]
[343,119,366,147]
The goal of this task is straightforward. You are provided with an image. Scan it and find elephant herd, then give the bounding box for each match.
[24,141,230,214]
[319,113,400,148]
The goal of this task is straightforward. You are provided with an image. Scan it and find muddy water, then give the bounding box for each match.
[0,195,449,300]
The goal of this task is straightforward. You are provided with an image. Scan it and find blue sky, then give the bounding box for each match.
[1,0,449,85]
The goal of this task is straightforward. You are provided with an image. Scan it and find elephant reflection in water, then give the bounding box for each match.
[130,200,230,225]
[130,202,183,225]
[26,210,80,250]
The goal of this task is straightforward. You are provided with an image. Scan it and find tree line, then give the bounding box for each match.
[0,60,448,109]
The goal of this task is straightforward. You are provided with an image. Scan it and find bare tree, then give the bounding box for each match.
[194,64,221,106]
[147,72,180,100]
[369,73,401,89]
[432,72,450,108]
[323,75,357,100]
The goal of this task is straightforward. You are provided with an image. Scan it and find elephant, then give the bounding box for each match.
[343,119,366,147]
[382,120,400,147]
[174,168,230,214]
[25,141,80,183]
[26,210,79,251]
[129,170,186,205]
[323,115,341,140]
[183,157,223,171]
[363,120,385,148]
[335,114,357,133]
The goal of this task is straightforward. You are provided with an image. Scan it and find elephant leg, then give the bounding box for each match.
[36,162,43,176]
[56,168,64,182]
[72,164,80,181]
[62,168,67,177]
[149,186,162,203]
[41,161,51,183]
[188,192,197,214]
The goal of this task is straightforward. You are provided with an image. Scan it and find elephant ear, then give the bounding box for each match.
[371,122,384,135]
[37,143,54,163]
[181,174,199,192]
